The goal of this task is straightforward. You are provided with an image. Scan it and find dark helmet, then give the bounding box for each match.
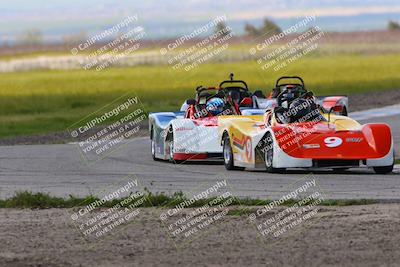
[288,98,313,122]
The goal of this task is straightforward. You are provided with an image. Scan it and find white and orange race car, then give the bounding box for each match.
[219,85,394,174]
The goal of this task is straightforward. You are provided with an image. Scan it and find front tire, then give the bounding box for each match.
[151,138,159,161]
[168,139,175,163]
[264,132,285,173]
[150,127,160,161]
[223,135,244,171]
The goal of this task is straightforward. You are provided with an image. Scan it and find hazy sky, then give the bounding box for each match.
[2,0,400,19]
[1,0,399,41]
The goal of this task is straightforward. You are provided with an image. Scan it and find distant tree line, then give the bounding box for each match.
[388,20,400,31]
[213,18,282,38]
[244,18,282,37]
[9,18,400,47]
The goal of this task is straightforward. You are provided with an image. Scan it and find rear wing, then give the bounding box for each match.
[148,112,184,131]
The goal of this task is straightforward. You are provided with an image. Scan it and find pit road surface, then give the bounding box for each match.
[0,109,399,200]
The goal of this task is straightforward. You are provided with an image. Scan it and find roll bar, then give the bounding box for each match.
[219,73,248,90]
[275,76,305,89]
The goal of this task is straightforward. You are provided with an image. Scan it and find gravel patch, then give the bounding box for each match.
[0,204,399,266]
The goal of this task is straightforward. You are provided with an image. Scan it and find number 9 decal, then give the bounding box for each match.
[324,137,342,148]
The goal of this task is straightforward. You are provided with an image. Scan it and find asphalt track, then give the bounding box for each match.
[0,106,399,200]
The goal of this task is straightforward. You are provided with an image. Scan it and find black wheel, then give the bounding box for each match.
[167,135,183,164]
[264,132,285,173]
[151,138,158,161]
[168,139,175,163]
[373,151,395,174]
[223,135,244,171]
[373,165,394,174]
[150,127,160,161]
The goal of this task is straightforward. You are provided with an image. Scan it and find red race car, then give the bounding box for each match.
[219,83,394,174]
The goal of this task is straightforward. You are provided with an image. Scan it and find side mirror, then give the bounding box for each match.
[240,97,253,107]
[186,99,196,105]
[328,105,343,124]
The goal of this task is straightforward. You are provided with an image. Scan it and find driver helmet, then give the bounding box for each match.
[288,98,312,122]
[206,97,224,115]
[281,91,295,109]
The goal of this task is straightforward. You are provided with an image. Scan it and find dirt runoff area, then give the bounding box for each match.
[0,204,399,267]
[349,88,400,111]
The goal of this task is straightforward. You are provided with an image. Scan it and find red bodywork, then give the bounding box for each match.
[272,122,392,160]
[173,153,208,160]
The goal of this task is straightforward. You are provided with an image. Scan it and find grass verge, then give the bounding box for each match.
[0,191,378,209]
[1,53,400,138]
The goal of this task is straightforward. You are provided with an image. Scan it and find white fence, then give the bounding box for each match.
[0,51,255,72]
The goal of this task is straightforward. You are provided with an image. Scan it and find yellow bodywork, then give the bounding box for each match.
[218,112,362,168]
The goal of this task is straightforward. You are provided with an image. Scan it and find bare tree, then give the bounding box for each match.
[244,23,260,37]
[62,31,88,46]
[388,20,400,31]
[261,18,282,35]
[244,18,282,37]
[214,21,231,37]
[17,29,43,45]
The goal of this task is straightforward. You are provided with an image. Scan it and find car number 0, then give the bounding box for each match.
[324,137,342,148]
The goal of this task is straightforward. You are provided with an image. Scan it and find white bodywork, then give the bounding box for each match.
[169,119,221,154]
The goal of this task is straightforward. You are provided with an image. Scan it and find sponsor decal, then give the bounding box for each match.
[233,135,252,162]
[346,137,363,143]
[175,127,193,131]
[245,137,252,161]
[324,137,342,148]
[233,135,246,150]
[303,144,320,149]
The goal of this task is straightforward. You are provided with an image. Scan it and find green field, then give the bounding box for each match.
[1,53,400,138]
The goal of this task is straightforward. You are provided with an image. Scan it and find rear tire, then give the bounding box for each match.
[373,165,394,174]
[373,151,395,174]
[223,135,244,171]
[264,132,285,173]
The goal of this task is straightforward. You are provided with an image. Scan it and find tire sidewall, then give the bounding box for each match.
[223,136,234,169]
